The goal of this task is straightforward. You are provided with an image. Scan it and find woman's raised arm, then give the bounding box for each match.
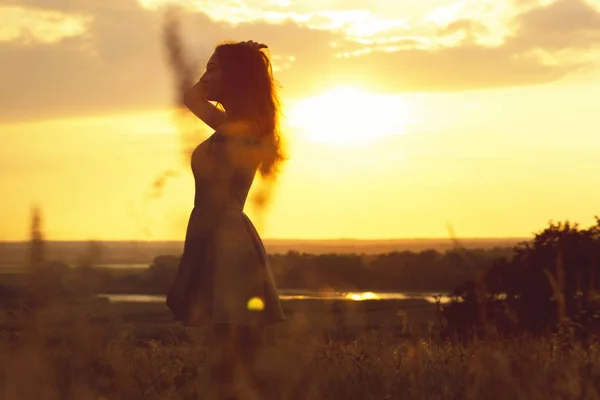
[183,81,228,130]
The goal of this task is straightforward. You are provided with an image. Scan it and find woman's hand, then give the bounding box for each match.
[241,40,268,50]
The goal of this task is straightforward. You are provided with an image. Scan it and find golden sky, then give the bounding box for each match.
[2,0,600,241]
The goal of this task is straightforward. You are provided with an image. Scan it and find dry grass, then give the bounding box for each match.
[2,298,600,400]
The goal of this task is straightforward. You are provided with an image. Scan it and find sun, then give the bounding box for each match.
[286,86,414,146]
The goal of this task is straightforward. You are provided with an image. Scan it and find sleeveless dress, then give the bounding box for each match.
[166,130,285,327]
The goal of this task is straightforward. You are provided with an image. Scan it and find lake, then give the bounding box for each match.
[0,265,454,304]
[98,289,452,304]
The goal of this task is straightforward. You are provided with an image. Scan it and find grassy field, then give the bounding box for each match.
[2,287,600,400]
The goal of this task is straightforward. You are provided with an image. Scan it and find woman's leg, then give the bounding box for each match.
[210,324,237,399]
[209,324,266,399]
[236,325,263,367]
[236,325,268,399]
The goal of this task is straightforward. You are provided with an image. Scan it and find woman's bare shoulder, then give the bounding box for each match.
[214,121,260,146]
[217,121,251,136]
[212,121,261,166]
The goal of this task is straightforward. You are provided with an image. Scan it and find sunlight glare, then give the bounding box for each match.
[287,87,414,146]
[345,292,381,301]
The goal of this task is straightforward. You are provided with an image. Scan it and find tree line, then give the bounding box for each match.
[442,218,600,337]
[143,246,514,295]
[6,206,600,339]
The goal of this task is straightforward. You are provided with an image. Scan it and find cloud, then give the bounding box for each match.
[0,0,342,121]
[508,0,600,51]
[0,0,599,122]
[0,0,172,121]
[309,0,600,92]
[439,18,490,41]
[0,5,90,44]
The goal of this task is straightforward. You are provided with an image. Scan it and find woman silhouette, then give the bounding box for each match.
[166,40,285,397]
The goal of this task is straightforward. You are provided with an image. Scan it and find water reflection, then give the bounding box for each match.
[98,294,166,303]
[345,292,383,301]
[98,291,453,304]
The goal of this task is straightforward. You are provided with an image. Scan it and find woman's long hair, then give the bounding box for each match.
[214,42,285,181]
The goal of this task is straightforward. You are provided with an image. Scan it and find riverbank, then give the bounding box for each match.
[2,293,439,342]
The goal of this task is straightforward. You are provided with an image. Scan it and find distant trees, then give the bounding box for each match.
[28,205,45,269]
[267,247,512,292]
[21,205,74,304]
[77,240,106,269]
[145,255,179,293]
[128,247,516,297]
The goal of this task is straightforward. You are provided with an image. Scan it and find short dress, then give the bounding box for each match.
[166,130,285,327]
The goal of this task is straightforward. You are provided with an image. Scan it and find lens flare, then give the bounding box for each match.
[247,297,265,311]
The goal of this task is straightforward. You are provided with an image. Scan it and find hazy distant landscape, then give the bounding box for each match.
[0,237,526,266]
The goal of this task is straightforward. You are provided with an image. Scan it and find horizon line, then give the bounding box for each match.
[0,237,531,244]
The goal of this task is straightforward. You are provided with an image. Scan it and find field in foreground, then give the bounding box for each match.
[2,297,600,400]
